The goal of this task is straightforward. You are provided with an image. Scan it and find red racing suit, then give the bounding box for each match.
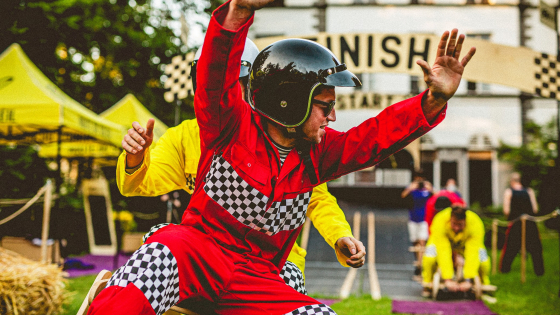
[88,2,445,314]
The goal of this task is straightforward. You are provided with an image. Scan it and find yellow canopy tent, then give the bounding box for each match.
[0,43,125,149]
[100,93,168,142]
[38,93,169,159]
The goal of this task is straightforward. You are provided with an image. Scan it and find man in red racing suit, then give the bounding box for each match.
[87,0,475,314]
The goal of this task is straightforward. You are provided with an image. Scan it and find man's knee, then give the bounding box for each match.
[107,242,180,315]
[280,261,307,295]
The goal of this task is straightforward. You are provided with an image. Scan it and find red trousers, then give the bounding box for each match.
[87,224,335,315]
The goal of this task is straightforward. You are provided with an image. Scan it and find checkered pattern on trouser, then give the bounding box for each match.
[142,223,173,243]
[106,242,180,315]
[479,248,489,263]
[204,154,311,235]
[280,261,307,295]
[425,244,437,257]
[285,303,336,314]
[534,53,560,100]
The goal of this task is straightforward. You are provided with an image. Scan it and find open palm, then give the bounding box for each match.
[417,29,476,102]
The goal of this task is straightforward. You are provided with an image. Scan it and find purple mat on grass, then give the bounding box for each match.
[65,253,131,278]
[316,299,339,307]
[392,300,495,315]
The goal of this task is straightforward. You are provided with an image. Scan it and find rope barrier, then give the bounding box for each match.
[0,185,48,226]
[131,211,161,220]
[492,209,560,227]
[490,209,560,282]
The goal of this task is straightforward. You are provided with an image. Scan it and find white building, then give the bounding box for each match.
[249,0,558,207]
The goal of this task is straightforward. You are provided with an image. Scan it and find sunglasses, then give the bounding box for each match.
[312,99,336,117]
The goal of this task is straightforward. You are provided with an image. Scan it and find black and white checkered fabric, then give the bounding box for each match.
[425,244,437,257]
[286,303,336,314]
[263,192,310,235]
[142,223,173,243]
[163,52,194,103]
[534,53,560,100]
[186,174,196,194]
[107,242,180,315]
[204,154,311,235]
[479,248,489,263]
[280,261,307,294]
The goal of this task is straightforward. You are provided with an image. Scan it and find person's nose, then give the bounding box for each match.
[327,108,336,122]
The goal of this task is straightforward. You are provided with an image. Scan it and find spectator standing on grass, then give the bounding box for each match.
[500,172,544,276]
[402,173,433,276]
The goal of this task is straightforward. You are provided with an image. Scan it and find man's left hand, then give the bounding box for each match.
[336,236,366,268]
[458,280,473,292]
[416,29,476,121]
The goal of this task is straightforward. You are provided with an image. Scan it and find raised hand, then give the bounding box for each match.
[122,118,155,168]
[417,29,476,121]
[224,0,276,30]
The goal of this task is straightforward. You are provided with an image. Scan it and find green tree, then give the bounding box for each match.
[1,0,192,125]
[498,119,557,195]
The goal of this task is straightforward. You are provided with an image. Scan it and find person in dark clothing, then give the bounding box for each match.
[499,172,544,275]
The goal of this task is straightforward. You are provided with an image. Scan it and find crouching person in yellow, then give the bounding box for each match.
[117,118,365,295]
[421,205,491,295]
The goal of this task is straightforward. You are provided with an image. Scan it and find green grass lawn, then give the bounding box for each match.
[61,230,560,315]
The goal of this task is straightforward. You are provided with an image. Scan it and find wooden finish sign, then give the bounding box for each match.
[254,33,560,101]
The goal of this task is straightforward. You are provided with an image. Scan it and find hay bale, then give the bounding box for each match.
[0,247,69,315]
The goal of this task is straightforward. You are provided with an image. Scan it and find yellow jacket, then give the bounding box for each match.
[427,208,486,280]
[116,119,354,277]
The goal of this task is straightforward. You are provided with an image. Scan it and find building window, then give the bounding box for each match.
[265,0,284,7]
[466,33,491,95]
[411,76,420,95]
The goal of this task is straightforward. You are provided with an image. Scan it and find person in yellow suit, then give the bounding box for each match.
[421,205,490,296]
[117,117,364,295]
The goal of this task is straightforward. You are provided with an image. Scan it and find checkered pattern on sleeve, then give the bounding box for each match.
[106,242,180,315]
[280,261,307,295]
[258,191,311,236]
[185,174,196,194]
[285,303,336,314]
[534,53,560,100]
[142,223,173,243]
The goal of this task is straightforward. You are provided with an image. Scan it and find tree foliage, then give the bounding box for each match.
[498,120,557,192]
[1,0,200,125]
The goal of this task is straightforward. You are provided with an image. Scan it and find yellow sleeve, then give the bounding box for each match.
[307,183,353,267]
[287,243,307,281]
[429,209,455,280]
[116,119,200,196]
[463,211,485,279]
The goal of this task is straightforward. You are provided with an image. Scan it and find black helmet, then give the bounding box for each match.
[248,38,361,128]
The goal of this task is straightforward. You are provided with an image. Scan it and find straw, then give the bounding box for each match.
[0,247,70,315]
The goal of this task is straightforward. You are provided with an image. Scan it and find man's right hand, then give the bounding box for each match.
[444,279,459,292]
[224,0,276,30]
[122,118,155,168]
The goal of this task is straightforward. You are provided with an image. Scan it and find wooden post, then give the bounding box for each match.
[340,211,361,299]
[521,215,527,283]
[300,219,311,251]
[40,180,53,264]
[491,219,498,274]
[368,212,381,300]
